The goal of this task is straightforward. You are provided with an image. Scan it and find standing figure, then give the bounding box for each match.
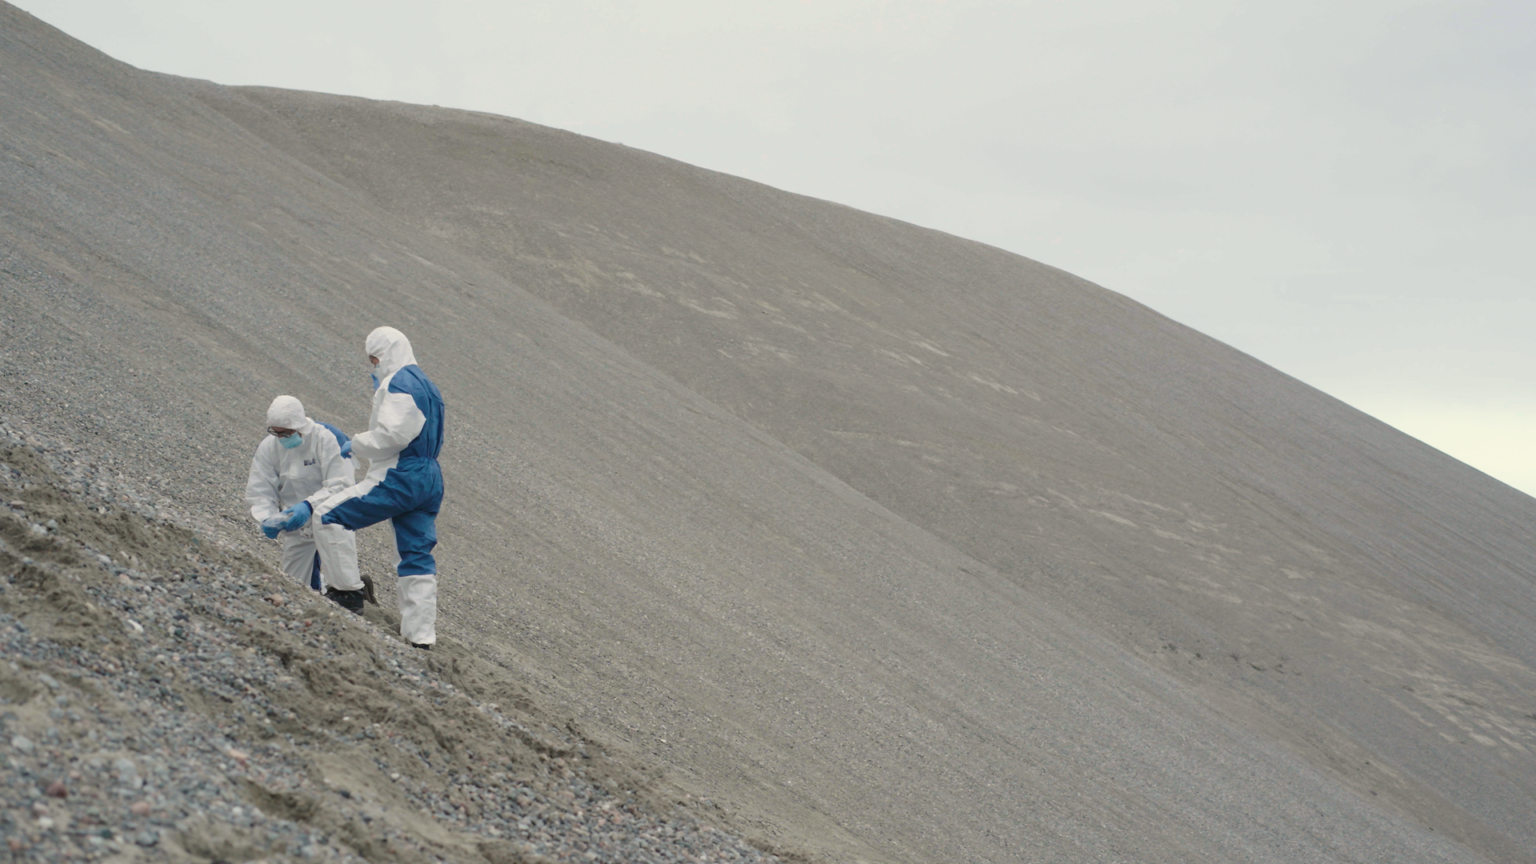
[245,395,369,613]
[277,326,446,648]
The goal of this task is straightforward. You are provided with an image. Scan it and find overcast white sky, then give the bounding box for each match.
[15,0,1536,495]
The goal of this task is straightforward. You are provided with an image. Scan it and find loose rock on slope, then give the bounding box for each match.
[0,416,788,864]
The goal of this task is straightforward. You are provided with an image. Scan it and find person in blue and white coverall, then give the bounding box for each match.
[245,395,369,613]
[294,326,446,649]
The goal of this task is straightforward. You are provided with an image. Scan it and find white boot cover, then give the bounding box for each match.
[313,522,363,592]
[398,573,437,645]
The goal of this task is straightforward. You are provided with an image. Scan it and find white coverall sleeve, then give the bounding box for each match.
[245,442,284,522]
[305,429,356,509]
[350,391,426,462]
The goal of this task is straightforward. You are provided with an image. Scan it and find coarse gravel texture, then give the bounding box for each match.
[0,416,786,864]
[4,4,1536,862]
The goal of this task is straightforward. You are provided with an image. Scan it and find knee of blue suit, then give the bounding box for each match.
[323,458,443,531]
[393,510,438,576]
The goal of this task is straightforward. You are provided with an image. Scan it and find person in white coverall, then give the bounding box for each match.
[268,327,446,649]
[245,395,370,614]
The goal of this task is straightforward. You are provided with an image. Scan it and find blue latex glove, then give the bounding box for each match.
[260,515,285,539]
[261,502,312,538]
[278,501,312,532]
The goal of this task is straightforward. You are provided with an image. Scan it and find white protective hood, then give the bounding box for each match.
[266,395,310,432]
[366,326,419,381]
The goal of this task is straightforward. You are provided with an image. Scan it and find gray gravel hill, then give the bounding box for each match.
[3,4,1536,863]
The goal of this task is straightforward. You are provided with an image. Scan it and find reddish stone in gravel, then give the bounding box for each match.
[267,594,287,607]
[129,801,151,817]
[45,779,67,798]
[7,838,22,852]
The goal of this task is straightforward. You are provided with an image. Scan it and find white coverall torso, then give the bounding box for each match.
[245,418,363,593]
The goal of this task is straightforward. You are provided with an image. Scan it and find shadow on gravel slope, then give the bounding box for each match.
[0,432,803,864]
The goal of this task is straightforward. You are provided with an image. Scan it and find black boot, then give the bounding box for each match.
[360,574,379,605]
[410,642,432,651]
[325,586,367,615]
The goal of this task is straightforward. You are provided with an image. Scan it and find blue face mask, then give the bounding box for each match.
[279,433,303,450]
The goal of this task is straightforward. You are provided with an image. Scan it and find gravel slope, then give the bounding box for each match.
[3,4,1535,863]
[1,416,789,863]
